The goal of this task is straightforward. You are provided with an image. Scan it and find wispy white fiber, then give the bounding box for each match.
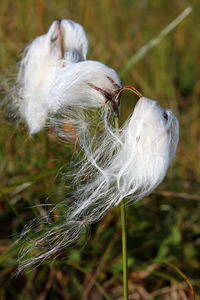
[68,97,179,221]
[17,210,88,272]
[18,97,179,270]
[49,106,106,145]
[14,19,88,134]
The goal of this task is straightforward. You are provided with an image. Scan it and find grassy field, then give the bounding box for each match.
[0,0,200,299]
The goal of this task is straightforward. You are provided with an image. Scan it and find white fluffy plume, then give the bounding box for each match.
[18,96,179,270]
[47,60,122,112]
[13,19,122,135]
[108,96,179,203]
[14,19,88,134]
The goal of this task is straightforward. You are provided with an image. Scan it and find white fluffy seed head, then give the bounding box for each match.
[46,60,122,113]
[112,96,179,203]
[71,96,179,218]
[15,19,89,134]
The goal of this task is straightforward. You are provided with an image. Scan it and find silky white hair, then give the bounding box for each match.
[14,19,88,134]
[13,19,122,135]
[17,97,179,270]
[68,97,179,221]
[46,60,121,112]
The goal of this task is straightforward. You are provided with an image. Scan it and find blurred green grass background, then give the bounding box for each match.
[0,0,200,299]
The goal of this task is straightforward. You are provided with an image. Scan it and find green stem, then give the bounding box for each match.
[120,199,128,299]
[114,117,129,300]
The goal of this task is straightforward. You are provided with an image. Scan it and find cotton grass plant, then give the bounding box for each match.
[2,8,195,297]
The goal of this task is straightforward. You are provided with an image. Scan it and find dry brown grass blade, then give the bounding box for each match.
[154,190,200,201]
[162,262,194,298]
[37,0,45,33]
[82,228,120,299]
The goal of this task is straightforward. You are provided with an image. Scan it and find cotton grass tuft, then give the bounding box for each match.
[69,96,179,221]
[17,96,179,270]
[13,19,121,136]
[13,19,88,134]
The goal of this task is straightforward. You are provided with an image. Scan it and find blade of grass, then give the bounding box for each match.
[0,168,58,196]
[66,261,111,300]
[83,228,120,298]
[119,6,193,78]
[160,261,194,297]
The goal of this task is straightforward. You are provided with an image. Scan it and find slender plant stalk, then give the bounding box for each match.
[114,116,128,300]
[120,199,128,299]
